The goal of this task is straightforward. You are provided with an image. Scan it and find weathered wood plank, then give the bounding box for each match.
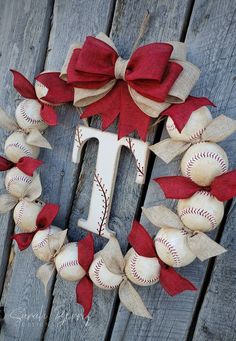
[0,0,116,340]
[0,0,53,337]
[44,1,192,340]
[110,0,236,340]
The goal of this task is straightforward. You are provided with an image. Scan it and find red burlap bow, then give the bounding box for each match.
[0,156,42,176]
[66,36,184,140]
[11,70,74,126]
[12,203,60,250]
[161,96,215,132]
[129,221,196,295]
[76,233,94,318]
[154,170,236,201]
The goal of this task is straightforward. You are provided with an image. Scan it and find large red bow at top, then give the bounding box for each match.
[11,70,74,126]
[76,233,94,318]
[154,170,236,201]
[129,221,196,295]
[0,156,42,176]
[12,203,59,250]
[66,36,183,141]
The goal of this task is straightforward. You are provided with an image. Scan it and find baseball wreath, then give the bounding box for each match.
[0,32,236,319]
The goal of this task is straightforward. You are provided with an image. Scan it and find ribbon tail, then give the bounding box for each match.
[202,114,236,142]
[0,194,18,213]
[100,236,125,275]
[40,104,58,126]
[159,266,197,295]
[128,221,156,258]
[0,156,14,171]
[0,107,19,131]
[11,231,36,250]
[76,276,93,318]
[17,157,43,176]
[78,233,94,272]
[10,70,37,99]
[149,139,190,163]
[36,204,60,229]
[211,169,236,201]
[36,263,55,294]
[142,205,184,230]
[187,232,227,261]
[119,280,152,319]
[26,129,52,149]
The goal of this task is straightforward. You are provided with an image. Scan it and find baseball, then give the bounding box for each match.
[124,248,160,286]
[55,243,86,281]
[4,131,40,163]
[31,225,63,262]
[166,106,212,142]
[5,167,34,198]
[13,200,43,232]
[177,191,224,232]
[154,227,196,267]
[89,253,123,290]
[181,142,228,186]
[15,99,48,131]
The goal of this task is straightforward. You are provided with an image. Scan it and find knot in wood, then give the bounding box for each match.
[114,57,129,80]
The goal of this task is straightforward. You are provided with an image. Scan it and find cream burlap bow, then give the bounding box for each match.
[36,229,68,293]
[0,174,42,213]
[150,114,236,163]
[0,107,51,149]
[142,205,226,261]
[61,33,200,118]
[100,236,152,319]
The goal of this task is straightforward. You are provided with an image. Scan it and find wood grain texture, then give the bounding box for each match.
[0,0,115,340]
[0,0,53,339]
[44,1,193,340]
[110,0,236,340]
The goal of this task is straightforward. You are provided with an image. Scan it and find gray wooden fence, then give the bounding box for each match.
[0,0,235,340]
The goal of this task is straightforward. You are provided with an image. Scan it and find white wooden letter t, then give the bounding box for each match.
[73,126,149,239]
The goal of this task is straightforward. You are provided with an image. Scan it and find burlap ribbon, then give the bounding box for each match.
[150,114,236,163]
[36,229,68,293]
[142,205,226,261]
[0,107,52,149]
[100,236,152,319]
[0,174,42,213]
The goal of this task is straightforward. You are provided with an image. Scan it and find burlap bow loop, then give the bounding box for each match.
[36,229,68,293]
[0,156,43,176]
[61,32,200,141]
[150,111,236,163]
[12,202,59,251]
[154,170,236,202]
[128,220,196,295]
[11,70,74,126]
[100,236,152,318]
[0,173,42,213]
[142,205,227,261]
[0,106,52,149]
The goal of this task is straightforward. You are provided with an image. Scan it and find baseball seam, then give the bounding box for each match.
[185,151,227,178]
[6,176,32,192]
[15,201,25,226]
[156,237,181,266]
[5,142,32,156]
[32,236,49,251]
[19,103,43,125]
[179,207,217,229]
[58,259,80,274]
[93,259,119,289]
[129,253,159,284]
[166,123,204,142]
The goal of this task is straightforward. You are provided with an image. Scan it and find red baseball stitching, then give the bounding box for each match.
[32,236,49,250]
[58,259,80,274]
[15,201,25,226]
[94,172,110,236]
[156,237,181,266]
[185,151,227,178]
[6,175,31,192]
[129,253,159,284]
[93,258,120,289]
[126,137,144,177]
[19,102,43,125]
[179,207,217,229]
[188,128,204,142]
[5,142,32,156]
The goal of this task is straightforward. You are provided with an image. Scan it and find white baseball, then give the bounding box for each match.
[15,99,48,131]
[181,142,228,186]
[4,131,40,163]
[177,191,224,232]
[55,242,86,281]
[88,253,123,290]
[124,248,160,286]
[154,227,196,267]
[13,200,43,232]
[31,225,63,262]
[5,167,34,198]
[166,106,212,142]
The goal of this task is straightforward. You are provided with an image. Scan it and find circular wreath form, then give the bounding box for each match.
[0,32,236,319]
